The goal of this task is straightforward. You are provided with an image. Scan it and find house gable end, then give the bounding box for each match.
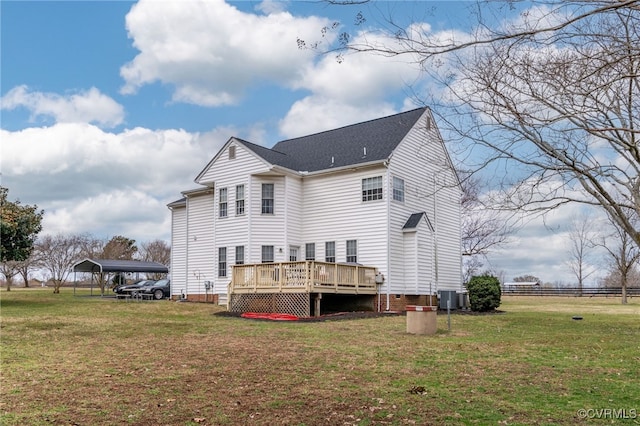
[195,138,274,185]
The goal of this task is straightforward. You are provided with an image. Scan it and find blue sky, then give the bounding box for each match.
[1,0,601,284]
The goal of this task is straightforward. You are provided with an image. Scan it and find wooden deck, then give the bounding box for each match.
[229,261,380,295]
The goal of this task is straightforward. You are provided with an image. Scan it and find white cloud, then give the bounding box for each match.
[279,96,397,139]
[1,122,234,242]
[255,0,289,15]
[120,0,331,106]
[0,85,124,128]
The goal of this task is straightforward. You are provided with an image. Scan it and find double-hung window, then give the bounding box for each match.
[219,188,228,218]
[235,185,245,215]
[262,183,274,214]
[218,247,227,277]
[325,241,335,263]
[289,247,299,262]
[235,246,244,265]
[392,177,405,202]
[305,243,315,261]
[346,240,357,263]
[362,176,383,201]
[261,245,274,263]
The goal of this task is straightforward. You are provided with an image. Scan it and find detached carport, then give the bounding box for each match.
[72,258,169,296]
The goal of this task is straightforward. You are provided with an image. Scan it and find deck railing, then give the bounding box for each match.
[230,261,379,295]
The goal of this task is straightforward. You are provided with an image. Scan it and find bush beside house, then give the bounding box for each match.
[467,275,501,312]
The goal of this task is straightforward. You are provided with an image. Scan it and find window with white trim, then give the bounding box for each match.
[305,243,315,261]
[392,177,405,202]
[261,245,274,263]
[235,246,244,265]
[362,176,383,201]
[228,145,236,159]
[218,247,227,277]
[262,183,274,214]
[289,246,299,262]
[235,184,245,215]
[325,241,335,263]
[219,188,228,218]
[346,240,357,263]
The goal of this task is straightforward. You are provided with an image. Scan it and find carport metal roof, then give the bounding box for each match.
[73,258,169,274]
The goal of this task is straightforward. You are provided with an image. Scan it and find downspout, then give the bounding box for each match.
[385,161,391,311]
[185,199,190,300]
[283,176,287,262]
[433,173,439,296]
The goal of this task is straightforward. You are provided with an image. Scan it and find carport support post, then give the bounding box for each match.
[314,293,322,317]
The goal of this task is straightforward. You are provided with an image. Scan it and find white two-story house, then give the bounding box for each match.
[168,108,462,315]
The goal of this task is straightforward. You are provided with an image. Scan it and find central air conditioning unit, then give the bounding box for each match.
[438,290,458,310]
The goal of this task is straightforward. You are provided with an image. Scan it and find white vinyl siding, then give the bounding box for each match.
[185,191,215,297]
[302,168,388,277]
[387,110,461,294]
[169,205,187,298]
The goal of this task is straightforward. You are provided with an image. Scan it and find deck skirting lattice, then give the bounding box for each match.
[229,293,310,317]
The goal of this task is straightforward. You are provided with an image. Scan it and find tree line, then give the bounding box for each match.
[1,187,170,293]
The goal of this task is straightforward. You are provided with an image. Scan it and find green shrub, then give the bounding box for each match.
[467,275,501,312]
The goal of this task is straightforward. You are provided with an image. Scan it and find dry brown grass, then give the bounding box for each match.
[1,289,639,425]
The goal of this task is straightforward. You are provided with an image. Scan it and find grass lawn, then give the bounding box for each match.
[1,289,638,425]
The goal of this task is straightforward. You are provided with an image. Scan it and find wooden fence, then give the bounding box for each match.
[502,287,640,297]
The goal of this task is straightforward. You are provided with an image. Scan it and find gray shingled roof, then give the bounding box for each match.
[403,213,426,229]
[403,212,434,231]
[242,108,427,173]
[73,259,169,274]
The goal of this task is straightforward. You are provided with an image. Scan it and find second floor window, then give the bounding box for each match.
[262,183,274,214]
[362,176,383,202]
[325,241,335,263]
[236,185,245,215]
[219,188,228,218]
[218,247,227,277]
[393,177,405,202]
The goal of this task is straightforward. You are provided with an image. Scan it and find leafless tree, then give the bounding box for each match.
[14,254,40,288]
[139,239,171,279]
[596,211,640,304]
[566,215,598,294]
[311,1,640,247]
[513,275,541,284]
[460,173,511,281]
[34,234,88,293]
[0,261,20,291]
